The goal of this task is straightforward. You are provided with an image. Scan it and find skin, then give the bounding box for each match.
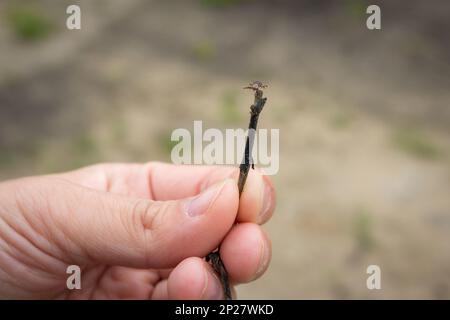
[0,162,275,299]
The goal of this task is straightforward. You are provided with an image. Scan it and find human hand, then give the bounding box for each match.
[0,162,275,299]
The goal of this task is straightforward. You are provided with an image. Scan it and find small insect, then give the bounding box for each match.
[243,80,268,91]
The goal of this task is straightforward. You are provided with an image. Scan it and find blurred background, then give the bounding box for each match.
[1,0,450,299]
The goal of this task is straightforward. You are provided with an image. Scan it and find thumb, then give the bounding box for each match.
[17,177,239,269]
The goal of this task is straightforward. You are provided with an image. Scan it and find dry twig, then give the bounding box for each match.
[206,81,268,300]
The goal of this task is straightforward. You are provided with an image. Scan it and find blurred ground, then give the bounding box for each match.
[0,0,450,298]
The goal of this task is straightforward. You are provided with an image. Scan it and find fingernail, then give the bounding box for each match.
[202,268,223,300]
[255,233,271,280]
[259,179,273,222]
[187,180,229,217]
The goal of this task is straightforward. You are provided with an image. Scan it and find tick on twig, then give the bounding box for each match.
[206,81,269,300]
[243,80,268,91]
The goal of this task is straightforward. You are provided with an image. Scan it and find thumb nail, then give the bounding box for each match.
[202,268,224,300]
[187,179,230,217]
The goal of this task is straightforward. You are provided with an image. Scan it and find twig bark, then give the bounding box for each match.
[206,82,268,300]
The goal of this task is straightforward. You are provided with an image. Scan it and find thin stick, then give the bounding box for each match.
[206,82,268,300]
